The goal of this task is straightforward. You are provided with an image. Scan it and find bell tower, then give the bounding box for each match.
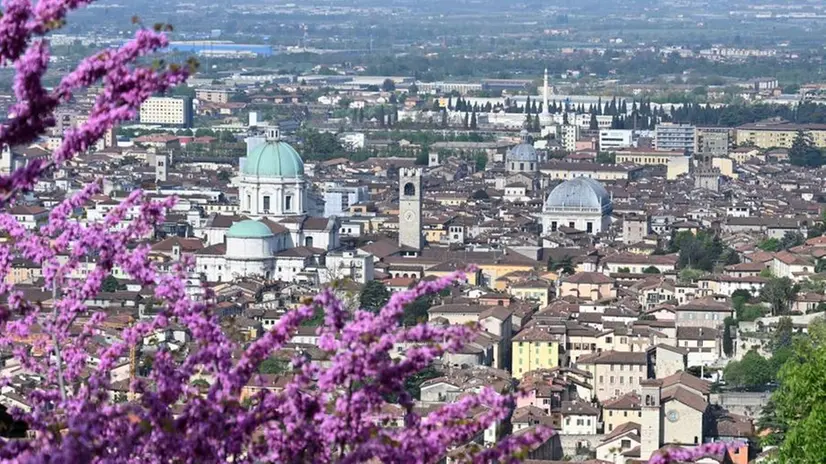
[640,379,663,461]
[399,168,423,250]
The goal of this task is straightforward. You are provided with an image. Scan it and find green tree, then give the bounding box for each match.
[101,275,120,293]
[766,320,826,462]
[217,170,232,182]
[258,357,290,374]
[408,83,418,95]
[474,153,487,172]
[381,78,396,92]
[678,267,704,282]
[589,112,599,130]
[642,266,660,274]
[760,277,800,316]
[738,304,767,322]
[415,146,429,165]
[722,317,735,357]
[596,152,616,164]
[816,259,826,274]
[360,280,390,313]
[773,316,795,351]
[617,267,631,273]
[470,110,477,130]
[758,238,781,251]
[789,130,824,167]
[403,294,434,326]
[547,256,575,275]
[779,231,805,250]
[471,189,489,200]
[724,350,773,389]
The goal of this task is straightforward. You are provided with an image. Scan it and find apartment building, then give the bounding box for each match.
[735,121,826,149]
[512,326,564,378]
[599,129,634,150]
[195,88,234,104]
[695,127,730,157]
[139,97,194,127]
[655,123,696,153]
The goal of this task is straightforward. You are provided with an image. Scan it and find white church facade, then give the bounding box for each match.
[542,177,613,236]
[194,128,373,284]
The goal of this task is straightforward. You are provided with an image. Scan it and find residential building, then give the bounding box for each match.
[674,297,733,329]
[539,161,643,182]
[559,124,579,152]
[558,272,617,301]
[599,129,634,150]
[613,148,690,180]
[322,183,369,218]
[512,326,564,378]
[736,121,826,149]
[695,127,730,157]
[655,123,696,154]
[195,88,233,104]
[577,350,648,401]
[139,97,194,127]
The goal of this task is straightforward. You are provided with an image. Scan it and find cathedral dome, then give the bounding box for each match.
[242,128,304,178]
[227,220,274,239]
[544,177,612,212]
[507,129,538,163]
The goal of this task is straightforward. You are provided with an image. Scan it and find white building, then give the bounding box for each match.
[506,130,540,174]
[599,129,634,150]
[559,124,579,152]
[542,177,613,236]
[194,130,343,284]
[139,97,193,127]
[323,183,369,217]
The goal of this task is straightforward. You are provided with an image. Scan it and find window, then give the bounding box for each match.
[403,183,416,196]
[609,376,614,383]
[694,436,699,444]
[285,195,293,212]
[606,337,613,343]
[262,195,271,212]
[551,221,557,232]
[621,439,631,449]
[519,162,525,171]
[608,411,613,417]
[586,222,593,233]
[569,222,575,228]
[246,195,251,209]
[599,375,603,383]
[619,376,624,384]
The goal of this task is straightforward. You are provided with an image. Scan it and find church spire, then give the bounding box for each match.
[542,67,550,116]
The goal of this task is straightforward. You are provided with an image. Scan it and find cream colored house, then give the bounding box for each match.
[603,392,642,433]
[576,351,648,402]
[559,272,617,301]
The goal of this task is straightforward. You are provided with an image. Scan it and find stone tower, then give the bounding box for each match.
[155,153,168,183]
[398,168,423,250]
[640,379,663,461]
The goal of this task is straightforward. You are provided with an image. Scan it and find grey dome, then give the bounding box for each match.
[544,177,613,213]
[507,129,538,163]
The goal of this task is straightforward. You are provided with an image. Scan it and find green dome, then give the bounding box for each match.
[243,140,304,178]
[227,220,274,238]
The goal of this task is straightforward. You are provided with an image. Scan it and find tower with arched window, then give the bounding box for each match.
[398,168,422,250]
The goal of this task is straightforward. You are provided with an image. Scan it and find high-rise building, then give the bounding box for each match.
[139,97,193,127]
[695,127,730,157]
[559,124,579,152]
[655,123,696,153]
[599,129,634,150]
[195,88,233,104]
[398,168,423,251]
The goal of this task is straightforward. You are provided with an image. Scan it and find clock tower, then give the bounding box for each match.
[399,167,423,250]
[640,379,663,461]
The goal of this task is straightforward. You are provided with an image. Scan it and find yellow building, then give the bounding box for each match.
[507,279,553,307]
[512,326,563,378]
[613,148,690,180]
[736,122,826,149]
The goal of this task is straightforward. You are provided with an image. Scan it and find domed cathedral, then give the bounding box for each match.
[194,126,353,284]
[239,126,313,218]
[506,129,540,174]
[542,177,613,236]
[500,128,542,192]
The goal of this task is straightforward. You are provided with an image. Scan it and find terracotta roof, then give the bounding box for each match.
[577,350,647,365]
[677,326,719,341]
[565,272,615,285]
[601,421,641,443]
[513,326,564,342]
[561,399,599,416]
[662,386,708,413]
[676,297,732,313]
[603,392,641,410]
[661,371,711,395]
